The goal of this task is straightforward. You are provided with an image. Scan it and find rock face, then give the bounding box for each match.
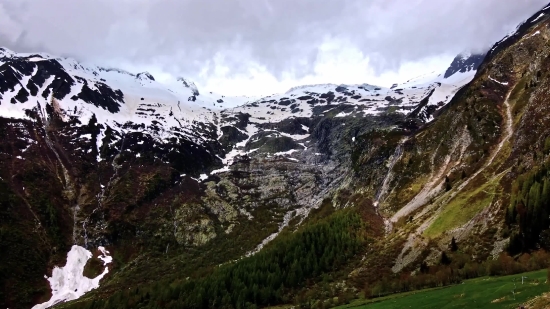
[349,2,550,277]
[177,77,200,96]
[443,53,485,78]
[136,72,155,81]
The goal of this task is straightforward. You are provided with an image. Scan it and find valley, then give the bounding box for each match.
[2,2,550,309]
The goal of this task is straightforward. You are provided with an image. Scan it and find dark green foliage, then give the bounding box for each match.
[68,209,366,309]
[0,180,52,308]
[419,261,429,274]
[507,160,550,253]
[450,237,458,252]
[544,136,550,155]
[445,176,452,192]
[440,251,451,265]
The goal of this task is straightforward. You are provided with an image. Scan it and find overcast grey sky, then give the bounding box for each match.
[0,0,547,95]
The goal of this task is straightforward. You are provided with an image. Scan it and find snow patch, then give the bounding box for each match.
[32,245,112,309]
[531,30,541,37]
[532,13,545,23]
[488,76,509,86]
[269,149,299,157]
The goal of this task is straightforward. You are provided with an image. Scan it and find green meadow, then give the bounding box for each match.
[338,269,549,309]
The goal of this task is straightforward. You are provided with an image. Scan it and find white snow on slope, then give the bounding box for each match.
[428,71,475,104]
[209,68,476,170]
[488,75,509,86]
[0,48,255,149]
[531,30,541,37]
[533,12,545,23]
[32,245,112,309]
[0,47,477,178]
[0,47,473,135]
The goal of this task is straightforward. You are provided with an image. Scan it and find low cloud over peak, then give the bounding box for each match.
[0,0,547,95]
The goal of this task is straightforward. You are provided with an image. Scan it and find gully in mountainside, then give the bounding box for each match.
[372,137,409,233]
[391,83,515,273]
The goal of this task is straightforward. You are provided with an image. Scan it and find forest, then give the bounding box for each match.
[70,209,367,309]
[507,159,550,254]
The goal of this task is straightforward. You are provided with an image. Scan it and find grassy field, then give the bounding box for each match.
[337,269,549,309]
[423,174,501,238]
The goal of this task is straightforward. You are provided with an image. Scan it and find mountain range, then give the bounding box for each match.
[2,2,550,309]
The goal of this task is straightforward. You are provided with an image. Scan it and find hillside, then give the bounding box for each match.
[338,269,549,309]
[3,2,550,309]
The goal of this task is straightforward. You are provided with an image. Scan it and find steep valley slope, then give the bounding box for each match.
[3,3,550,309]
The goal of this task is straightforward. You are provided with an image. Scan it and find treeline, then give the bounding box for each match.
[506,160,550,253]
[365,246,550,299]
[73,209,366,309]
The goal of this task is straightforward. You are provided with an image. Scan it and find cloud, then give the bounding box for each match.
[0,0,547,95]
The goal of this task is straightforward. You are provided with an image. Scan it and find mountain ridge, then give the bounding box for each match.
[0,46,478,308]
[6,4,550,307]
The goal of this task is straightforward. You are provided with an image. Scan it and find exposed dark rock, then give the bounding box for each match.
[178,77,200,96]
[444,53,485,78]
[73,82,123,113]
[219,126,248,152]
[259,118,310,135]
[136,72,155,81]
[246,131,304,153]
[335,86,348,93]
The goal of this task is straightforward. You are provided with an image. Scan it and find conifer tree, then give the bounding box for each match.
[450,237,458,252]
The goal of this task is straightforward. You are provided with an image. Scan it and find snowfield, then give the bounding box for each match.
[32,246,112,309]
[0,47,476,174]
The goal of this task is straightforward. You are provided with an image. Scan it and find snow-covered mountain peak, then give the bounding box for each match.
[443,53,485,79]
[177,77,199,96]
[98,67,135,77]
[0,47,481,173]
[0,47,15,58]
[136,72,155,81]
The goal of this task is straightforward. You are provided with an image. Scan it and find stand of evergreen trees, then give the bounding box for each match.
[506,160,550,253]
[74,209,366,309]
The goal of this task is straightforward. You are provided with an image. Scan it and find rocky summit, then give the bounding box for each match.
[3,2,550,309]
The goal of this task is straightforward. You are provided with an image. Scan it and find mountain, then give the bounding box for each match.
[0,46,474,308]
[443,52,485,78]
[4,2,550,308]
